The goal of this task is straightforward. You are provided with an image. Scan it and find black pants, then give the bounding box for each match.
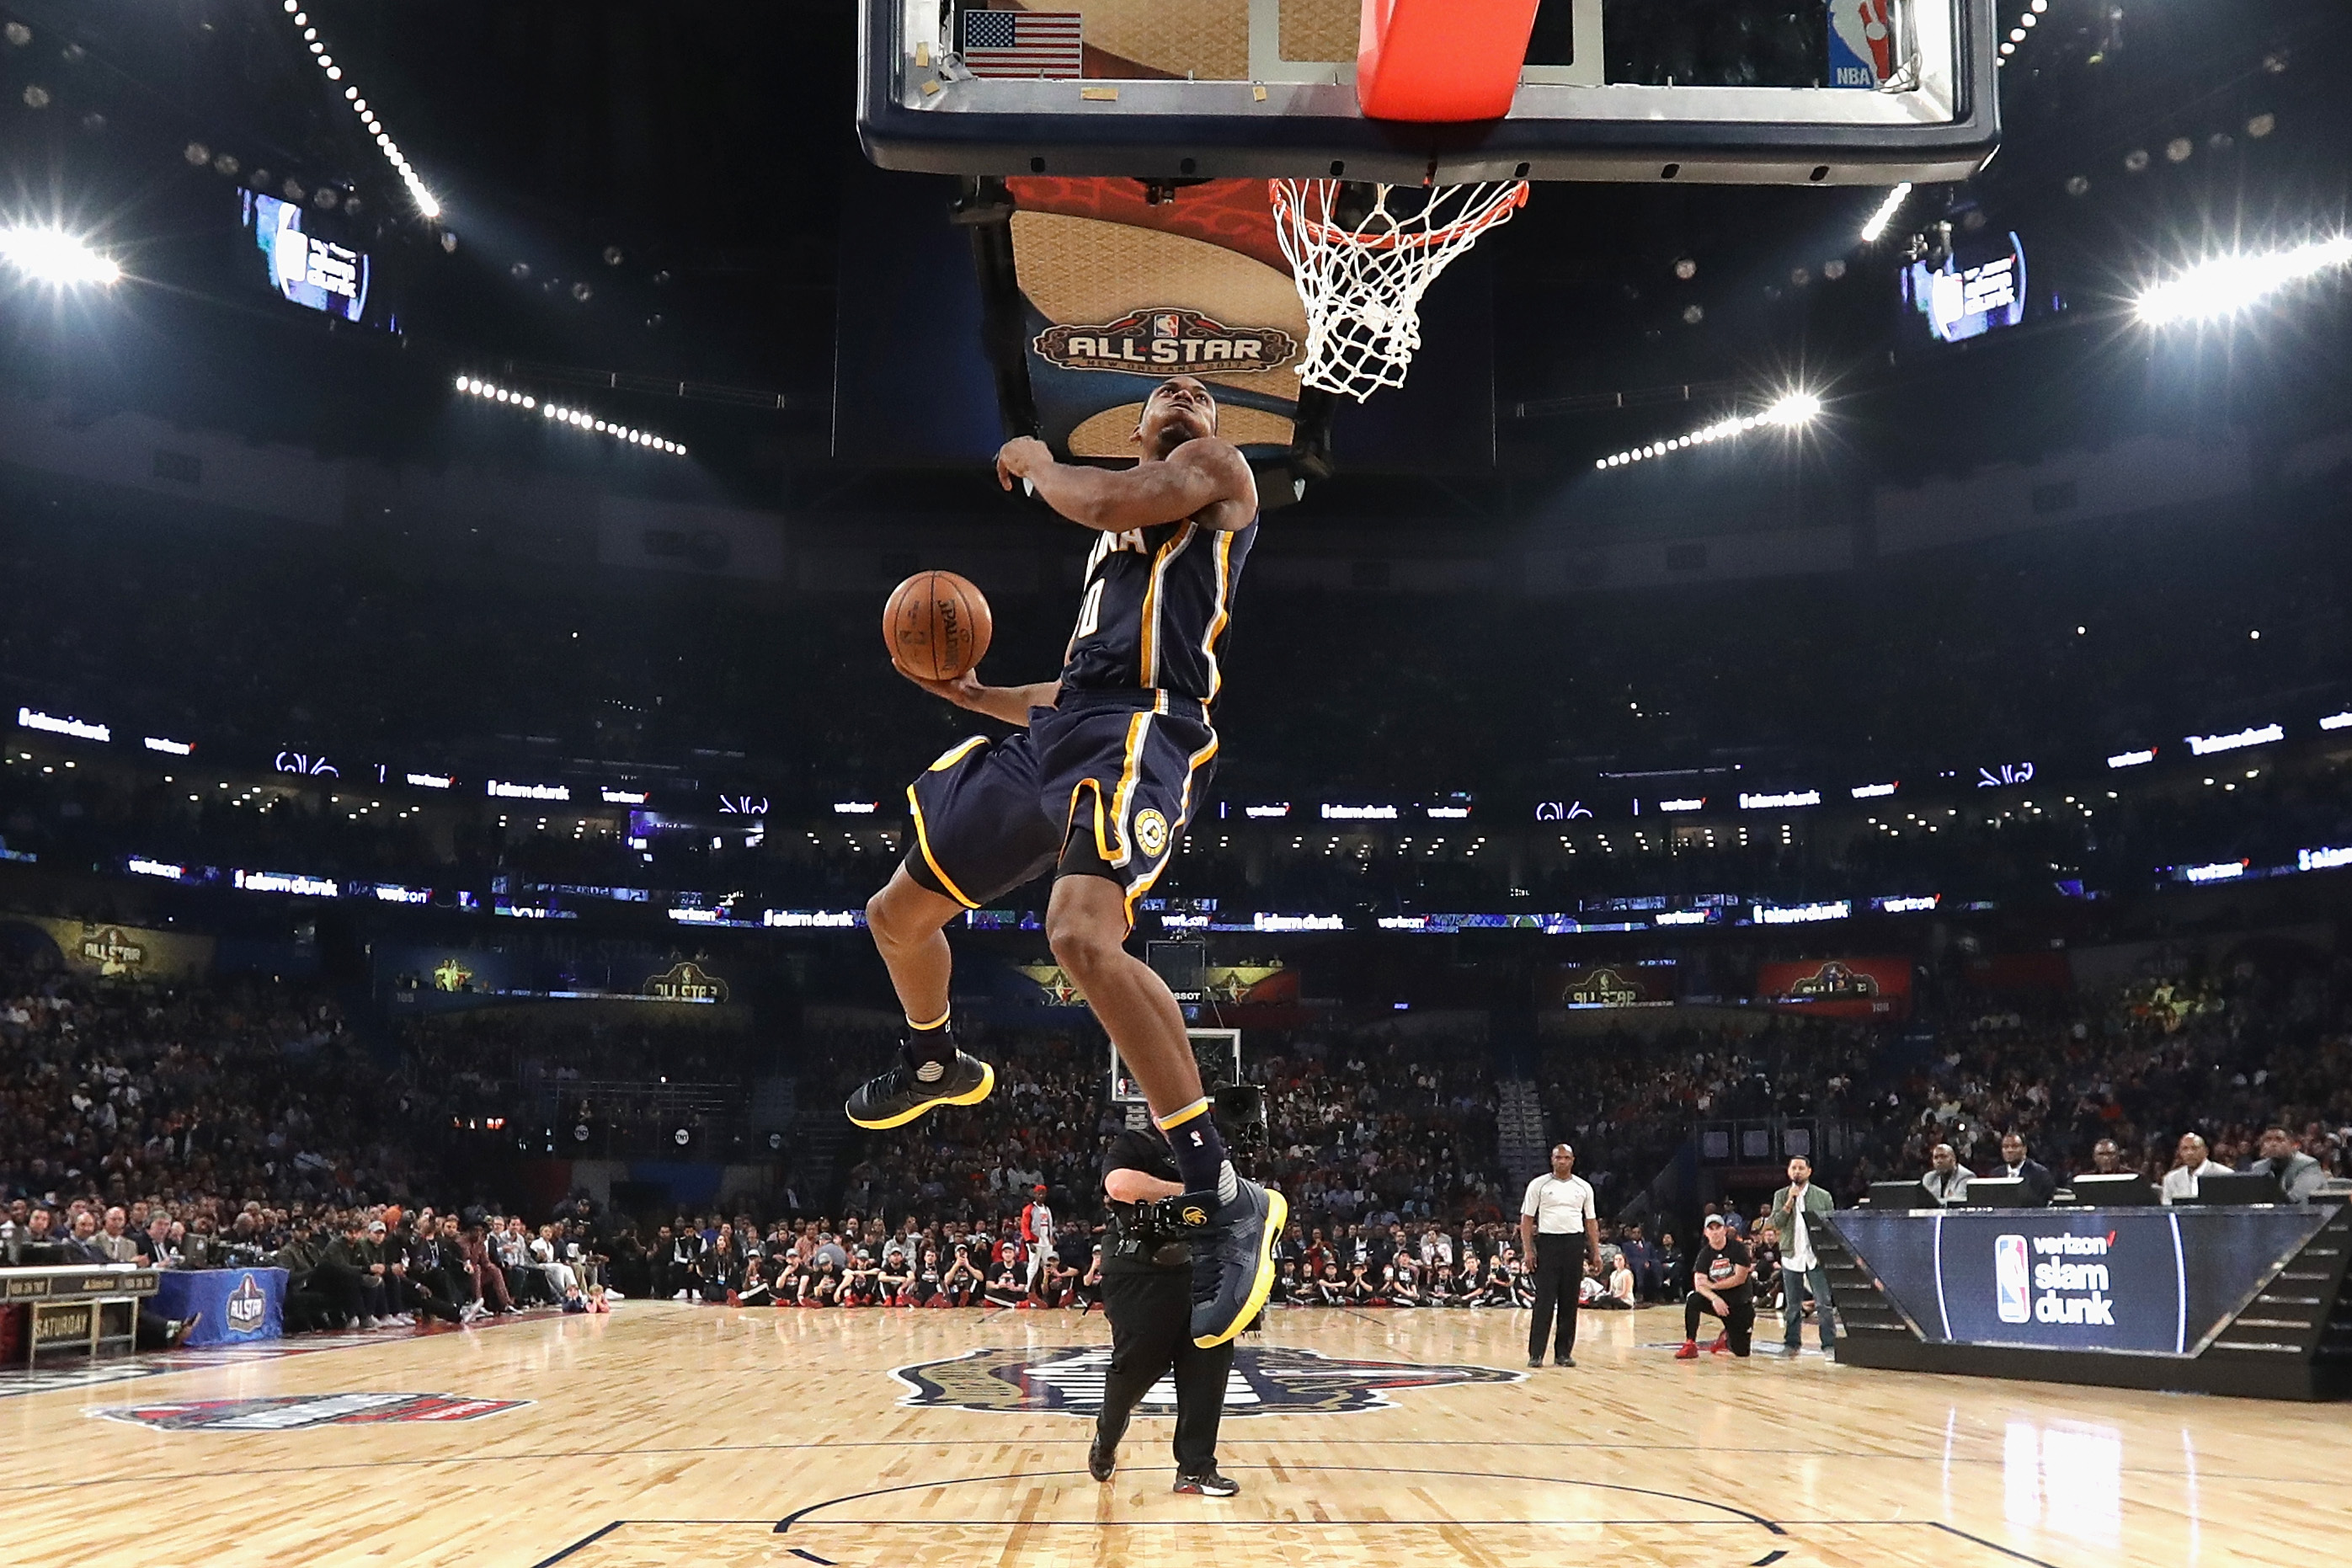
[1100,1269,1235,1475]
[1528,1234,1584,1362]
[1684,1290,1756,1355]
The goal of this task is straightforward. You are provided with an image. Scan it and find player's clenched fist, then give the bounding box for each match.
[995,435,1051,491]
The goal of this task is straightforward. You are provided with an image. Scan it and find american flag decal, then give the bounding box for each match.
[960,8,1085,79]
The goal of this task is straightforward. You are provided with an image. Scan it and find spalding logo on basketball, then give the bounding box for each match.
[892,1345,1521,1416]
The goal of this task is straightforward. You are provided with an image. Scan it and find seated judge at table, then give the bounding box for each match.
[1921,1143,1973,1205]
[2083,1138,2126,1176]
[2161,1133,2231,1204]
[2250,1127,2326,1204]
[1992,1133,2057,1206]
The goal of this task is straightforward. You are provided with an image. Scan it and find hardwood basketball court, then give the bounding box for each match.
[3,1303,2338,1566]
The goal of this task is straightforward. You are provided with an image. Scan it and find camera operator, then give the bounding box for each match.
[1091,1119,1240,1498]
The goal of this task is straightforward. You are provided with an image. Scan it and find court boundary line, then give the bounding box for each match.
[4,1433,2331,1497]
[519,1512,2069,1568]
[771,1464,1789,1536]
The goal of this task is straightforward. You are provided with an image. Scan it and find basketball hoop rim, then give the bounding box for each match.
[1268,178,1529,253]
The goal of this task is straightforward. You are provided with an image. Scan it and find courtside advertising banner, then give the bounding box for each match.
[1830,1207,2328,1356]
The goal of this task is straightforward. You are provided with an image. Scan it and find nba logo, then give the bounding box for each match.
[1827,0,1896,88]
[1994,1235,2030,1324]
[1152,312,1181,339]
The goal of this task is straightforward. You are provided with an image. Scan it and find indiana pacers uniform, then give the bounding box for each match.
[903,511,1256,925]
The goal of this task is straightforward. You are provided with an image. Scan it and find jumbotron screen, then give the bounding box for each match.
[1902,230,2032,345]
[242,191,371,323]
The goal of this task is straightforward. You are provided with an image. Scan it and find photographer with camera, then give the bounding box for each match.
[1090,1117,1242,1498]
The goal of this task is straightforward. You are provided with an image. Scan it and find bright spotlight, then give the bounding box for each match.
[2136,236,2352,326]
[0,227,122,286]
[1859,181,1912,244]
[1764,392,1822,425]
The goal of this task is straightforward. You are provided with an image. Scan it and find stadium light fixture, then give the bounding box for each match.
[454,375,689,456]
[1859,182,1912,243]
[1593,390,1819,470]
[280,0,440,219]
[2135,236,2352,326]
[0,227,122,286]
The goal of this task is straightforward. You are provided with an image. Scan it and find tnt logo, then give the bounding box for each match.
[1993,1234,2030,1324]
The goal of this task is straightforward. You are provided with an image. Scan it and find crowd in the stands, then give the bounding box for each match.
[3,940,2347,1345]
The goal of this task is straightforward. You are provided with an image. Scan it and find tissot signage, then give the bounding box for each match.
[1034,308,1296,374]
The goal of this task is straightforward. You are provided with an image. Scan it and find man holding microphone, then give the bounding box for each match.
[1519,1144,1601,1368]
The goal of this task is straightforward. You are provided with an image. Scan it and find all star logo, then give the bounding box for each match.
[93,1393,530,1432]
[223,1272,268,1334]
[892,1345,1521,1417]
[1034,307,1297,375]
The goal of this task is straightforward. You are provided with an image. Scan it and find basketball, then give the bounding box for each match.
[883,570,993,680]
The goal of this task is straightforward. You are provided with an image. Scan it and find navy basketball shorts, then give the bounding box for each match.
[903,693,1218,925]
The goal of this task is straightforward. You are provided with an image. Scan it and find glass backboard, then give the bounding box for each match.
[861,0,1997,186]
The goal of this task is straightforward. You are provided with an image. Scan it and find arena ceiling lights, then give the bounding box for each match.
[454,376,688,456]
[1595,392,1821,471]
[2135,235,2352,327]
[1859,182,1912,243]
[1994,0,2049,67]
[0,227,121,287]
[279,0,440,219]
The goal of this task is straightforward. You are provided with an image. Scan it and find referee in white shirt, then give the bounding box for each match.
[1519,1144,1602,1368]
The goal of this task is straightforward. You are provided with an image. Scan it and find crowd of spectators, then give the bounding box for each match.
[4,934,2348,1354]
[0,967,440,1212]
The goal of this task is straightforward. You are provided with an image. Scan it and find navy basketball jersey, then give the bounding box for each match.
[1060,514,1256,707]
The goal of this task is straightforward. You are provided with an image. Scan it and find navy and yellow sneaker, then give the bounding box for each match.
[844,1042,995,1129]
[1187,1176,1288,1348]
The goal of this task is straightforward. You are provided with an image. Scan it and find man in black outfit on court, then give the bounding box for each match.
[1093,1120,1240,1497]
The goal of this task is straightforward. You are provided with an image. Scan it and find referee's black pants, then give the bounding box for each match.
[1528,1233,1582,1363]
[1100,1270,1235,1475]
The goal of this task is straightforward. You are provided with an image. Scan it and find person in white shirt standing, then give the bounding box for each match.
[2160,1132,2231,1204]
[1767,1155,1837,1357]
[1518,1144,1602,1369]
[1021,1185,1056,1297]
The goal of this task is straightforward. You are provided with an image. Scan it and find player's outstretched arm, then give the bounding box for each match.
[997,436,1256,533]
[893,662,1060,726]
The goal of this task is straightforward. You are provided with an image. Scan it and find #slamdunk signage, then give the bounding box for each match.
[893,1344,1518,1417]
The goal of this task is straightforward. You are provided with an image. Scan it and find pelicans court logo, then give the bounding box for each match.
[94,1394,530,1432]
[892,1345,1520,1416]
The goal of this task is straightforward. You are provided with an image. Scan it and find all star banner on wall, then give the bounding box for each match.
[1754,957,1912,1019]
[5,919,217,981]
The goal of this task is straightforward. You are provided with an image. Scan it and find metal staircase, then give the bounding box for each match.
[1495,1078,1549,1188]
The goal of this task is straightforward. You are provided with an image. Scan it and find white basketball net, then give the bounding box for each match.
[1270,179,1529,403]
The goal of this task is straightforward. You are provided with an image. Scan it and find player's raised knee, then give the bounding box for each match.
[865,886,906,947]
[1046,911,1123,981]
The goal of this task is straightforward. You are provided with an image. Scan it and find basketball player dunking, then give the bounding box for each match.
[844,375,1283,1348]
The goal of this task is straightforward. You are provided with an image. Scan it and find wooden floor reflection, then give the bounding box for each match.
[3,1300,2339,1566]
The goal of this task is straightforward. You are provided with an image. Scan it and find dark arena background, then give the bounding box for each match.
[1,2,2349,1564]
